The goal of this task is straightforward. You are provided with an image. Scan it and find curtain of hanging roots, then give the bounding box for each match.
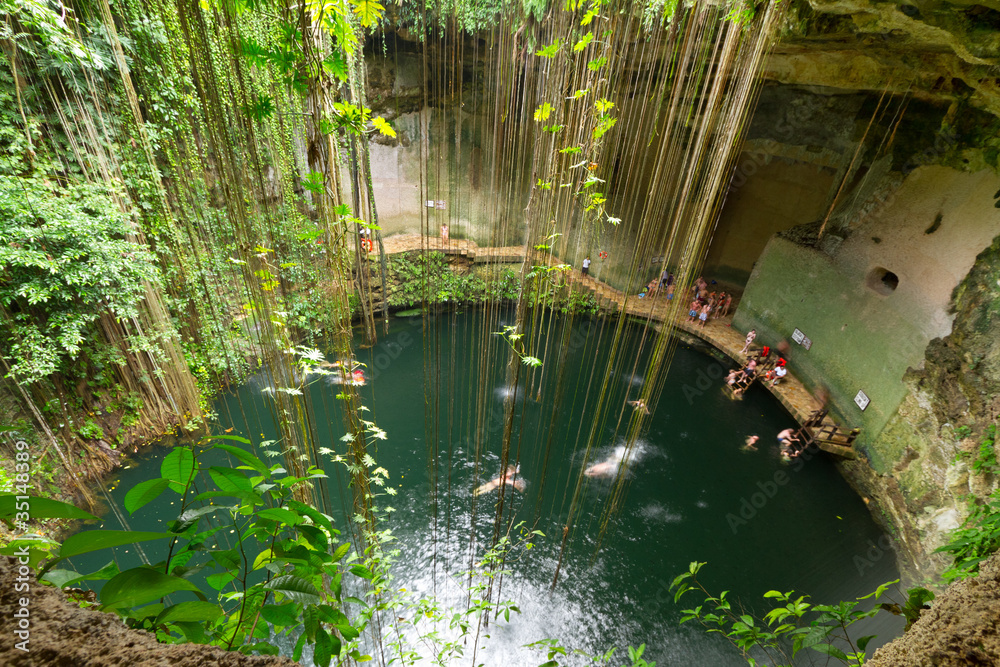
[418,0,791,606]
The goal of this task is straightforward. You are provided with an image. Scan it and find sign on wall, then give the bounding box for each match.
[854,390,870,411]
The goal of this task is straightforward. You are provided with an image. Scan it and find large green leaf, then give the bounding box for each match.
[161,447,195,486]
[211,443,267,474]
[171,505,228,533]
[286,500,334,532]
[154,601,223,625]
[257,507,304,526]
[208,467,254,495]
[0,495,99,521]
[41,561,118,589]
[206,571,236,591]
[263,574,322,605]
[314,626,334,667]
[100,567,202,609]
[260,602,300,627]
[124,479,171,514]
[59,530,171,559]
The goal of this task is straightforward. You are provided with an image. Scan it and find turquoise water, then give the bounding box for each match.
[77,310,903,665]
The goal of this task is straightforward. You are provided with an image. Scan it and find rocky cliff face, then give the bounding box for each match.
[844,234,1000,579]
[772,0,1000,124]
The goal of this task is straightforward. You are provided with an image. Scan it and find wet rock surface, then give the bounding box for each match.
[0,557,296,667]
[867,551,1000,666]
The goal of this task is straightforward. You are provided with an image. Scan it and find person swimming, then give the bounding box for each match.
[627,398,650,415]
[474,464,526,495]
[584,445,639,478]
[744,435,760,450]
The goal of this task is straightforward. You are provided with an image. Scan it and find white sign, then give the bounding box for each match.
[801,336,812,351]
[854,390,870,411]
[791,328,805,344]
[425,200,435,208]
[434,200,447,210]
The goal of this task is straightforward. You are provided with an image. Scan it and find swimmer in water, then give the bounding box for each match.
[744,435,759,450]
[583,459,620,477]
[584,445,639,478]
[628,399,650,415]
[474,464,526,496]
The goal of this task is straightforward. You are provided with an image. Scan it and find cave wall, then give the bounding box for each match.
[733,166,999,443]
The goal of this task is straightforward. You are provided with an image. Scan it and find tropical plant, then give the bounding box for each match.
[936,487,1000,584]
[670,562,930,667]
[0,179,159,383]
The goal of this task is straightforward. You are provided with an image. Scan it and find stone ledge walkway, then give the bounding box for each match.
[379,234,824,426]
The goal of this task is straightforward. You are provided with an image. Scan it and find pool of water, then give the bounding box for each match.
[76,310,902,665]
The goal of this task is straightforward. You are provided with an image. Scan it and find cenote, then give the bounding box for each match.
[74,311,902,665]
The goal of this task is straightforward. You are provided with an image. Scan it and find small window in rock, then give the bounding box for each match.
[867,267,899,295]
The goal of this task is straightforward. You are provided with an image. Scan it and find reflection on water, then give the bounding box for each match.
[76,312,904,666]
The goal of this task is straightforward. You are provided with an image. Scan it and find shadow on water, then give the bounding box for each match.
[72,310,903,666]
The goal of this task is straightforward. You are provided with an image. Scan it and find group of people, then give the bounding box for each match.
[685,278,733,327]
[640,270,676,300]
[741,428,806,460]
[731,330,790,395]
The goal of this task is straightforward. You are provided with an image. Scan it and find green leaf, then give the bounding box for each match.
[206,571,236,591]
[587,56,607,71]
[264,574,322,605]
[211,443,268,474]
[372,117,396,138]
[261,602,300,626]
[124,479,171,514]
[172,505,227,533]
[315,627,334,667]
[257,508,304,526]
[100,567,202,609]
[857,635,877,651]
[286,501,334,532]
[810,643,849,661]
[40,569,84,588]
[161,447,195,486]
[331,542,351,562]
[350,0,384,27]
[59,530,171,559]
[208,467,254,495]
[573,32,593,51]
[350,564,374,580]
[155,601,223,625]
[41,561,118,589]
[0,495,99,522]
[174,621,208,644]
[535,39,561,58]
[533,103,554,122]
